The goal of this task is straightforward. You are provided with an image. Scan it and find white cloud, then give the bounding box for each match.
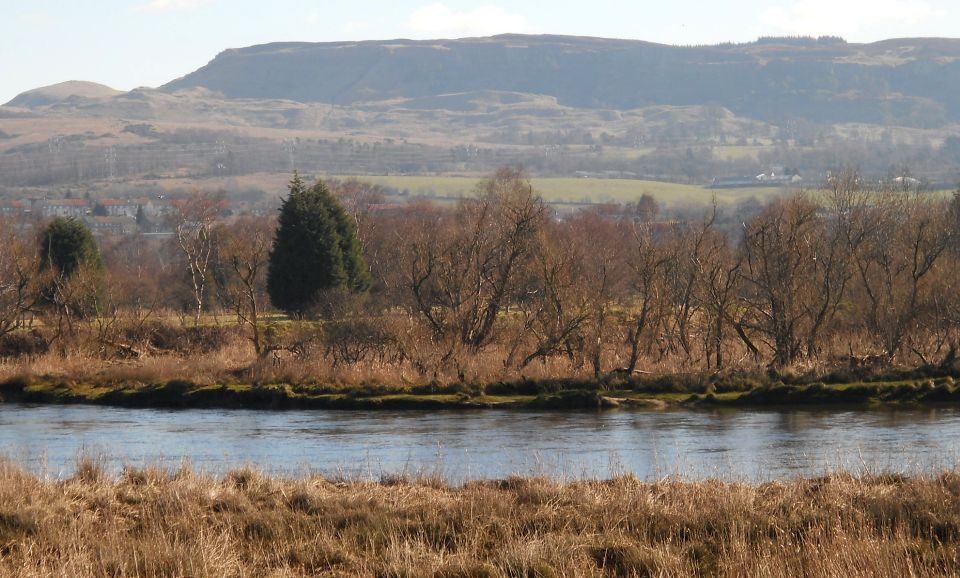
[760,0,944,38]
[406,3,531,37]
[136,0,213,13]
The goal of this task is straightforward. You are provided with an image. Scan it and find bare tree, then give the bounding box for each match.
[564,211,632,377]
[695,226,744,369]
[798,180,864,358]
[0,221,38,339]
[172,192,222,326]
[662,208,719,361]
[45,262,104,352]
[509,221,594,369]
[217,216,275,357]
[851,191,954,361]
[739,193,822,367]
[620,220,670,375]
[400,168,545,351]
[327,178,386,250]
[100,233,174,336]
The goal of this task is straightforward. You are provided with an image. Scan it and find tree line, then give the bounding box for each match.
[1,167,959,381]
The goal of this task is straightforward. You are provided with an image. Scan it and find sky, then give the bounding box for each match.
[1,0,957,104]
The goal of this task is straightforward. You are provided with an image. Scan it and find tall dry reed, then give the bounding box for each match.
[0,458,958,577]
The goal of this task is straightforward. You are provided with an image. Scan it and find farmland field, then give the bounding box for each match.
[329,174,788,206]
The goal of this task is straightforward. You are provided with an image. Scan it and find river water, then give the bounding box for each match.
[1,403,958,481]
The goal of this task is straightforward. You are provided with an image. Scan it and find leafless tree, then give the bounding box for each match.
[561,211,628,376]
[739,193,822,367]
[400,168,545,351]
[328,178,386,250]
[509,221,594,369]
[619,219,670,374]
[850,191,954,361]
[694,226,745,369]
[172,192,222,326]
[0,221,39,339]
[217,216,275,357]
[799,179,865,358]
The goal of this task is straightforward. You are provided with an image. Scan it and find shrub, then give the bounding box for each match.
[0,330,48,359]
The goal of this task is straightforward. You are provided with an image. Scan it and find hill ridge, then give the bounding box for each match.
[156,34,960,127]
[5,80,122,108]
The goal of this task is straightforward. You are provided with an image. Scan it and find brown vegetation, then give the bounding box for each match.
[1,169,960,392]
[0,458,959,577]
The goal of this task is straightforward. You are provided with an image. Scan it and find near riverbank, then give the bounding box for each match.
[0,457,957,577]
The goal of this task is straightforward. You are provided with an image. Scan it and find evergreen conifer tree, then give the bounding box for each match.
[37,217,105,314]
[39,217,102,277]
[267,175,370,314]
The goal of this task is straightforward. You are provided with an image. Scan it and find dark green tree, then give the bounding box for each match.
[38,217,102,277]
[37,217,104,322]
[267,175,370,314]
[135,204,151,231]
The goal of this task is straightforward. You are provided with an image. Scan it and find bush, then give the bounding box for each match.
[322,317,394,366]
[0,330,49,359]
[124,323,232,354]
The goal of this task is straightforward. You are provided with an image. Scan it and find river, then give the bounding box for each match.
[1,403,958,481]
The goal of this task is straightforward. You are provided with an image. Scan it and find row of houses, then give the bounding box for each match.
[0,200,151,236]
[0,198,165,219]
[1,196,273,236]
[1,197,262,219]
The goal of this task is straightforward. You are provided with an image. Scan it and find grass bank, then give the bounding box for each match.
[0,377,656,411]
[0,458,959,577]
[2,370,960,411]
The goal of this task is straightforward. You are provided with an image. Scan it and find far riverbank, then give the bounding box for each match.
[2,370,960,411]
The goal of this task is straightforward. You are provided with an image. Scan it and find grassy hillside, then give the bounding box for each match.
[4,81,121,108]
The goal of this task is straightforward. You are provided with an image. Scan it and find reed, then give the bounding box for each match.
[0,457,958,577]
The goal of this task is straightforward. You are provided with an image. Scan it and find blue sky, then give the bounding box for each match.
[2,0,957,104]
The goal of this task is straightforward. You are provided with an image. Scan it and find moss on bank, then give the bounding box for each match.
[2,371,960,411]
[692,377,960,407]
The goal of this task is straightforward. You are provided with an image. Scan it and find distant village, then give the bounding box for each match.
[0,195,266,235]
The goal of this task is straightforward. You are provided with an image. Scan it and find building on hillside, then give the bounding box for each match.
[144,198,177,218]
[35,199,90,218]
[0,200,30,217]
[83,216,138,236]
[96,198,154,217]
[367,203,405,214]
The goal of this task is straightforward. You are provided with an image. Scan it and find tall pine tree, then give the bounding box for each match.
[267,175,370,314]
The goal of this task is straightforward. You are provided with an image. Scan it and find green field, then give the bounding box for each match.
[331,175,786,206]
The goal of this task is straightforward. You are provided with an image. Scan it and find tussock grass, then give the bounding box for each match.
[0,458,959,576]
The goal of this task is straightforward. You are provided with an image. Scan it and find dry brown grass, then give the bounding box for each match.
[0,320,767,390]
[0,458,959,577]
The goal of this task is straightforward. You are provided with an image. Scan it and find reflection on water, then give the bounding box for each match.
[1,404,959,481]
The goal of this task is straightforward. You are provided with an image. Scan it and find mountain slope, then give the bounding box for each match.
[161,34,960,127]
[5,80,122,108]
